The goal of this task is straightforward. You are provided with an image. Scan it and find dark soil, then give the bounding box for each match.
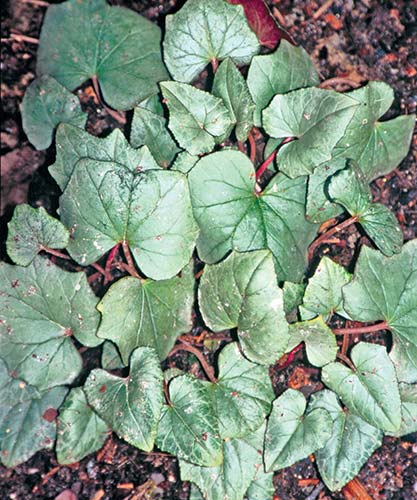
[1,1,416,499]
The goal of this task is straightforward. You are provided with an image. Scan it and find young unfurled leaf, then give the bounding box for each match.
[309,389,383,492]
[37,0,168,110]
[329,165,403,256]
[188,150,318,282]
[305,157,346,224]
[7,205,69,266]
[333,82,416,180]
[212,58,255,142]
[160,82,232,155]
[247,40,319,126]
[157,374,222,467]
[21,75,86,150]
[287,317,338,368]
[97,263,194,363]
[263,87,358,178]
[199,250,289,365]
[229,0,294,49]
[0,257,101,390]
[101,341,125,371]
[322,342,401,433]
[180,424,265,500]
[163,0,259,83]
[56,387,109,465]
[210,343,274,438]
[302,256,352,320]
[85,347,163,452]
[343,241,417,378]
[131,102,180,168]
[264,389,332,472]
[50,124,158,191]
[0,359,67,467]
[60,160,198,280]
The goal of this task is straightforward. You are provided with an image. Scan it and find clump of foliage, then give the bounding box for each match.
[2,0,416,498]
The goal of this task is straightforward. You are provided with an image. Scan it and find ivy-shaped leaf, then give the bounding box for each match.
[84,347,163,452]
[286,317,338,368]
[263,87,358,178]
[301,256,352,320]
[333,82,416,180]
[0,359,67,467]
[264,389,332,472]
[212,58,255,142]
[50,124,158,191]
[101,341,125,370]
[37,0,168,110]
[56,387,109,465]
[7,204,69,267]
[247,40,319,125]
[163,0,259,83]
[21,75,86,150]
[180,424,265,500]
[305,157,346,224]
[210,343,274,438]
[199,250,289,365]
[309,389,383,492]
[157,374,222,467]
[97,263,194,363]
[342,241,417,379]
[131,100,180,168]
[188,150,318,282]
[0,257,100,390]
[322,342,401,433]
[329,165,403,256]
[60,159,198,280]
[160,82,232,155]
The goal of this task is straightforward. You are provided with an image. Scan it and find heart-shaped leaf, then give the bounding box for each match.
[322,342,401,433]
[342,240,417,378]
[329,165,403,256]
[210,343,274,438]
[37,0,168,110]
[60,160,198,280]
[21,75,86,150]
[212,58,255,142]
[56,387,109,465]
[157,374,222,467]
[84,347,163,452]
[163,0,259,83]
[199,250,289,365]
[7,205,69,267]
[160,82,232,155]
[97,263,194,363]
[180,423,265,500]
[50,124,158,191]
[309,389,383,492]
[390,340,417,384]
[333,82,416,180]
[131,99,180,168]
[247,40,319,125]
[287,317,338,368]
[0,359,67,467]
[302,256,352,320]
[388,383,417,438]
[264,389,332,472]
[0,257,100,389]
[263,87,358,178]
[188,150,318,282]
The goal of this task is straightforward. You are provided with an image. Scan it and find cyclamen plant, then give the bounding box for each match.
[1,0,416,498]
